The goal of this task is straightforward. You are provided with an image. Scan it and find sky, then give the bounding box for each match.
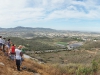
[0,0,100,32]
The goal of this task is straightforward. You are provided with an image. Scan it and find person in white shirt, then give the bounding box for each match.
[0,36,3,50]
[2,38,6,52]
[15,45,23,71]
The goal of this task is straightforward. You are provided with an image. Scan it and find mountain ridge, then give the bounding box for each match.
[0,26,100,34]
[0,26,56,31]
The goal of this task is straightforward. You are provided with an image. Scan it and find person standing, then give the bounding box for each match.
[0,36,3,50]
[15,45,23,71]
[6,39,12,55]
[9,44,16,60]
[2,38,6,52]
[6,39,11,49]
[10,44,16,54]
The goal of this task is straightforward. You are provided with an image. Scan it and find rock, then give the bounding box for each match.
[0,62,5,66]
[34,73,41,75]
[22,66,27,70]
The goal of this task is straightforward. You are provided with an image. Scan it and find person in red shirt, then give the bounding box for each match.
[9,44,16,60]
[10,44,16,55]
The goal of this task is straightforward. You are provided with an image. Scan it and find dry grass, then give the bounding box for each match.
[24,49,100,75]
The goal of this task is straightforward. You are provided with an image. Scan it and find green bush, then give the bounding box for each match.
[76,67,92,75]
[92,60,98,73]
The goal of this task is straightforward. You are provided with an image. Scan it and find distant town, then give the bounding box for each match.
[0,26,100,39]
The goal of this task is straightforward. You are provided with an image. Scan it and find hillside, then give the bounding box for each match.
[0,50,51,75]
[1,45,100,75]
[0,51,32,75]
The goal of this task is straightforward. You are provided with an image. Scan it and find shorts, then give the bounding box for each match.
[6,45,10,48]
[11,52,15,55]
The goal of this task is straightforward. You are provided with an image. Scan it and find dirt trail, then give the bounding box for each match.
[85,50,98,54]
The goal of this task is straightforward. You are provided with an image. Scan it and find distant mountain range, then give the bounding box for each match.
[0,26,100,38]
[0,26,59,38]
[0,26,99,33]
[0,26,57,32]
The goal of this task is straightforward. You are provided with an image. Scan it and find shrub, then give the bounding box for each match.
[92,60,98,74]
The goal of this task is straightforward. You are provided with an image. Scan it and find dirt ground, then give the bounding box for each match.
[0,50,46,75]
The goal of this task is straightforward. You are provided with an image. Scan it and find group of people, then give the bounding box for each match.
[0,36,24,71]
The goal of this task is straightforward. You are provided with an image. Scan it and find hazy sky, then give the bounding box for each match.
[0,0,100,32]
